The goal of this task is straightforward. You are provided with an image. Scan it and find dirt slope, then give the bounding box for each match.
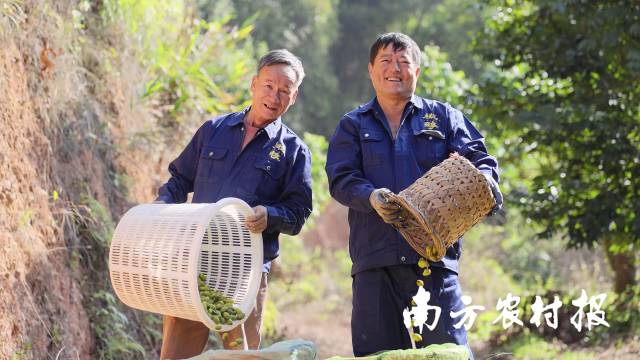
[0,34,94,358]
[0,3,170,357]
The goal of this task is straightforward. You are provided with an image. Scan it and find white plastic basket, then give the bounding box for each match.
[108,198,263,331]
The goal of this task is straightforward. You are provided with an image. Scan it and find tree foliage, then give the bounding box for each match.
[304,132,331,224]
[404,0,491,79]
[106,0,256,128]
[417,45,476,113]
[199,0,341,136]
[474,1,640,254]
[330,0,425,112]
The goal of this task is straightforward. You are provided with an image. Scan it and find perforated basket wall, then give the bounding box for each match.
[108,198,263,331]
[388,153,496,261]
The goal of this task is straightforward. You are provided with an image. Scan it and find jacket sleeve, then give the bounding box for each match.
[265,145,313,235]
[156,121,210,203]
[446,105,503,214]
[325,116,376,213]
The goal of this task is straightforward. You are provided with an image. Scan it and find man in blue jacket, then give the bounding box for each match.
[156,49,313,359]
[325,32,502,358]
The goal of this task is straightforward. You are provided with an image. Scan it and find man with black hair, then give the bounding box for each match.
[326,32,502,358]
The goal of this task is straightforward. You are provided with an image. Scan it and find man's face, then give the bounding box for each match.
[250,64,299,125]
[368,45,420,100]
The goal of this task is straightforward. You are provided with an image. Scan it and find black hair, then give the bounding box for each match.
[369,32,421,66]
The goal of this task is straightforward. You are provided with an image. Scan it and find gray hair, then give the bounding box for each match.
[257,49,305,87]
[369,32,422,67]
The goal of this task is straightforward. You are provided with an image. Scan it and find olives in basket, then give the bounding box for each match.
[198,274,245,329]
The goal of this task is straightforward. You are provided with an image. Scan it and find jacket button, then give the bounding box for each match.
[400,256,406,262]
[364,133,370,138]
[266,165,271,171]
[428,136,433,140]
[209,151,214,157]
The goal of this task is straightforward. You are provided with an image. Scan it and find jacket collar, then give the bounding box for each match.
[225,107,282,139]
[356,94,424,114]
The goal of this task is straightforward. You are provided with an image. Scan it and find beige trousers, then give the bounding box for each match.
[160,273,268,360]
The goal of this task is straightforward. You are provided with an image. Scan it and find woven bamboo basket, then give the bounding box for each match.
[387,153,496,261]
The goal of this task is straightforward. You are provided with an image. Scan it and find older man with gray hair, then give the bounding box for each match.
[156,49,312,359]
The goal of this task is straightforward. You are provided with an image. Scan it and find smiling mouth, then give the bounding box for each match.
[385,77,401,82]
[264,103,278,111]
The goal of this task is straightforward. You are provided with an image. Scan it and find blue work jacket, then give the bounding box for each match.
[157,108,313,270]
[326,95,501,275]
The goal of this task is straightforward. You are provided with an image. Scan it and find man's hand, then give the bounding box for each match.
[369,188,403,225]
[246,205,268,233]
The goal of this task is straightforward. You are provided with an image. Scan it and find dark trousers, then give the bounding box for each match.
[351,265,473,359]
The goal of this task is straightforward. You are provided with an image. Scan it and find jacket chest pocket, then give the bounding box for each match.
[360,130,385,167]
[414,130,447,171]
[197,146,229,181]
[252,156,286,201]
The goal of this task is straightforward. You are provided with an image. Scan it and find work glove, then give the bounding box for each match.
[369,188,404,225]
[483,173,504,216]
[246,205,268,233]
